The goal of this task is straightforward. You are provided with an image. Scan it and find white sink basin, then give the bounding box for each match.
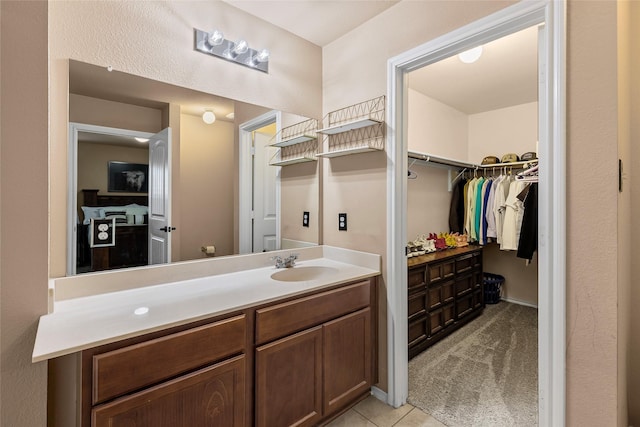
[270,266,339,282]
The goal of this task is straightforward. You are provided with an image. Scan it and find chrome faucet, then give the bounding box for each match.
[272,253,298,268]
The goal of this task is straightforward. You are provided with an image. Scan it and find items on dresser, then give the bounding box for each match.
[407,246,484,359]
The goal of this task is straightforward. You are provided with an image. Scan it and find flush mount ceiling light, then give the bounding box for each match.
[194,28,269,73]
[458,46,483,64]
[202,110,216,124]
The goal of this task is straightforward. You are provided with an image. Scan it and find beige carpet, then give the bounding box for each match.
[408,301,538,427]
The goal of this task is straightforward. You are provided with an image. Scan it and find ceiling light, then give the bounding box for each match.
[202,110,216,124]
[458,46,483,64]
[194,28,270,73]
[134,137,149,143]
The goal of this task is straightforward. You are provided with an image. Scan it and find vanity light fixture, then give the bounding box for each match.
[202,110,216,124]
[194,28,269,73]
[458,46,483,63]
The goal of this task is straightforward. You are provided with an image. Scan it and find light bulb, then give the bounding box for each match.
[233,39,249,55]
[256,49,270,63]
[208,30,224,46]
[458,46,483,64]
[202,110,216,124]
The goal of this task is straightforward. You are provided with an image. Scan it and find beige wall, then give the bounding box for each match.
[281,161,321,245]
[179,114,235,259]
[408,88,469,159]
[468,101,538,162]
[77,142,149,199]
[566,1,623,425]
[628,1,640,425]
[70,94,162,133]
[0,1,49,426]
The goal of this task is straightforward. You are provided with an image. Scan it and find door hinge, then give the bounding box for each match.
[251,147,256,156]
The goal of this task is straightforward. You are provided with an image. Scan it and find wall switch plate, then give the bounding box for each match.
[338,213,347,231]
[303,211,310,227]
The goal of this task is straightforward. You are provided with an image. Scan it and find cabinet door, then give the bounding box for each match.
[323,308,372,416]
[92,355,245,427]
[255,327,323,427]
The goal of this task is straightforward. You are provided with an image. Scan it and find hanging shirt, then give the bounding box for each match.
[449,178,466,233]
[494,175,510,245]
[501,179,526,251]
[517,183,538,260]
[486,175,501,239]
[465,177,477,240]
[473,177,485,241]
[481,178,493,245]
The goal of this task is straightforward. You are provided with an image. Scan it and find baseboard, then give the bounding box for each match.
[501,296,538,309]
[371,386,388,404]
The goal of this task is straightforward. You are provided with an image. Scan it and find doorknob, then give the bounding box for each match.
[160,226,176,232]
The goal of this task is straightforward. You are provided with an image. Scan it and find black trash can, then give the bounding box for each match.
[483,273,504,304]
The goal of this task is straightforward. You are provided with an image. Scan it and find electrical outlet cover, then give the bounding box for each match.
[338,213,347,231]
[303,211,310,227]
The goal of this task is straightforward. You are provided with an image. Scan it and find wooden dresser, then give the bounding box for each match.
[407,246,484,359]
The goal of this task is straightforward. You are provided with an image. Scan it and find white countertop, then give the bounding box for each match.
[32,246,380,363]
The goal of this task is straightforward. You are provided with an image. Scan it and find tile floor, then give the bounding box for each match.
[327,395,446,427]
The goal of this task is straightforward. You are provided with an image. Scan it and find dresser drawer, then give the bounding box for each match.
[427,260,455,284]
[92,314,246,405]
[255,280,371,345]
[455,253,474,274]
[408,289,427,321]
[408,266,426,289]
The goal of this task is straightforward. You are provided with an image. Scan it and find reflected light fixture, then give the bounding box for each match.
[134,137,149,143]
[458,46,483,64]
[194,28,269,73]
[202,110,216,124]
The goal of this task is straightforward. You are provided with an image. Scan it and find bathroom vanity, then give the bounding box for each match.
[34,246,380,427]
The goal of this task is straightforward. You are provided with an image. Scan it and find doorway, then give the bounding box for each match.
[239,110,282,254]
[385,1,566,426]
[67,123,171,275]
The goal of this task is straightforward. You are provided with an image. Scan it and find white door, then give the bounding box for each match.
[148,128,172,264]
[252,131,278,252]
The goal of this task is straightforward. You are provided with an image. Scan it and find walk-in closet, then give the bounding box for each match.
[405,24,540,426]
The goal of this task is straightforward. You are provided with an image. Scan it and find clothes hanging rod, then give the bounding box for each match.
[408,151,477,169]
[408,150,537,170]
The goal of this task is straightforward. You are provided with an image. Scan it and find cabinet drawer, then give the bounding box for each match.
[455,253,474,274]
[408,290,427,321]
[408,267,426,289]
[456,293,474,319]
[427,260,455,283]
[428,280,455,310]
[93,314,246,405]
[455,275,474,297]
[93,355,245,427]
[408,316,428,347]
[256,280,371,345]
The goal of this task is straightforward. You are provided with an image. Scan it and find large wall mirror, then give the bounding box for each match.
[68,60,321,275]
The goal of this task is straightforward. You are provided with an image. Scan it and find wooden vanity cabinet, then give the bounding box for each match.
[407,247,484,359]
[82,313,248,427]
[53,276,378,427]
[254,279,376,427]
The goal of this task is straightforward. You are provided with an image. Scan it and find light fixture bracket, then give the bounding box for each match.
[194,28,269,73]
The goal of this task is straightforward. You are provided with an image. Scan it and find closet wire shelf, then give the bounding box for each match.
[271,118,319,148]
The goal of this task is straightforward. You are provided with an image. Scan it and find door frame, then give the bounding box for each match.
[67,122,154,275]
[238,110,282,254]
[385,1,566,426]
